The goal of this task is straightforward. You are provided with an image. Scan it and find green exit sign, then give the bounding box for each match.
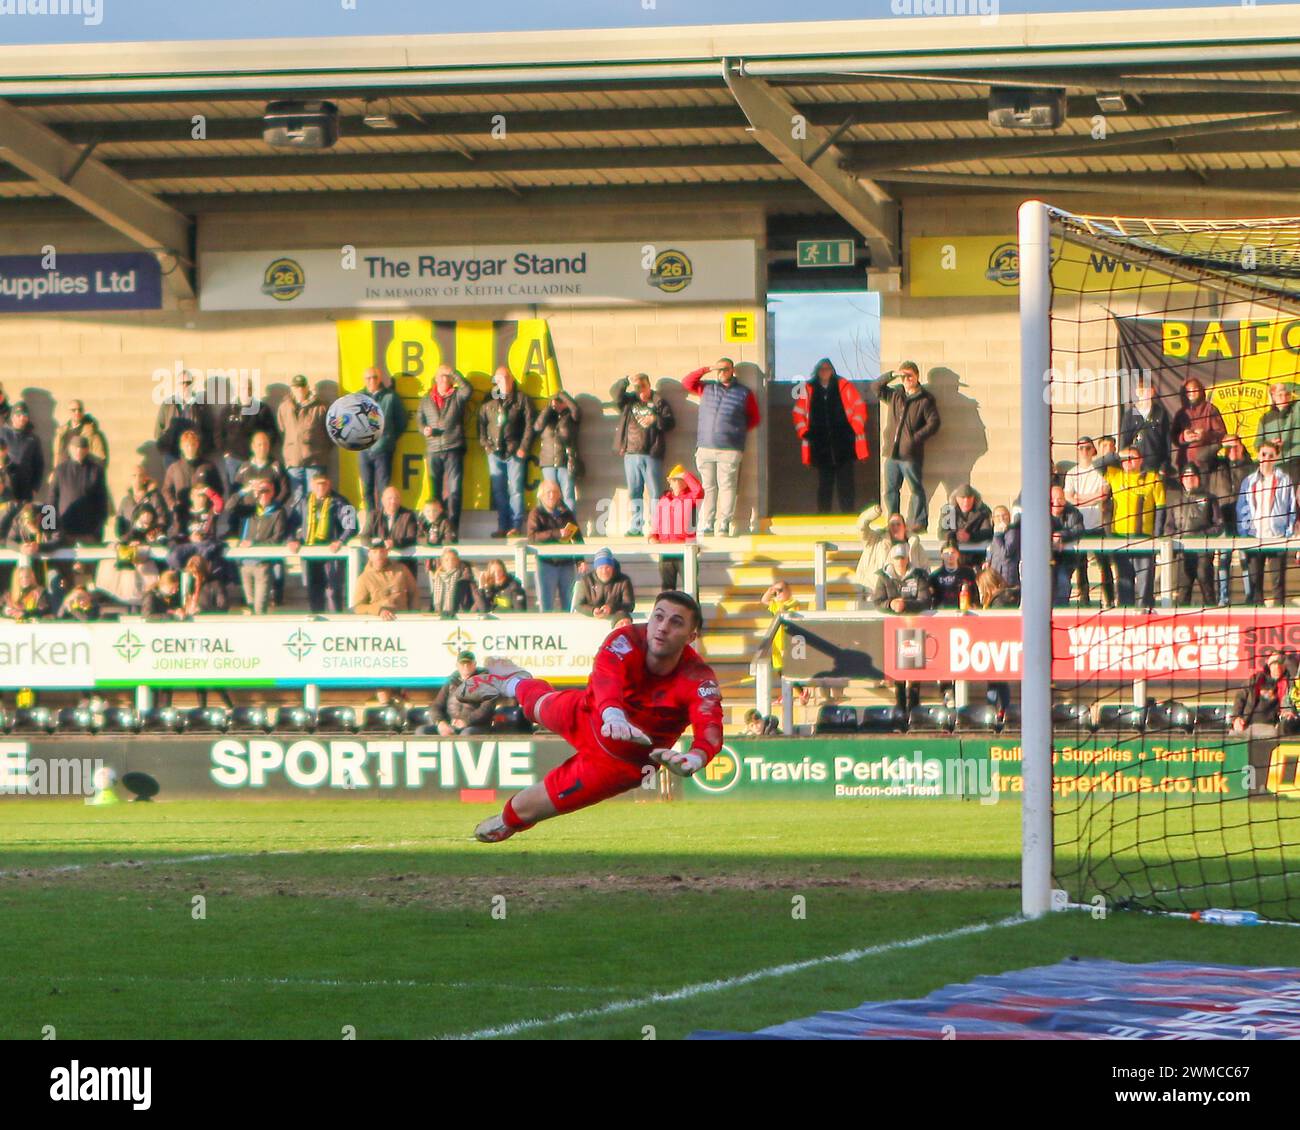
[797,239,855,268]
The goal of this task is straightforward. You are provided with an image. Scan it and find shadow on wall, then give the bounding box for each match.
[925,365,990,517]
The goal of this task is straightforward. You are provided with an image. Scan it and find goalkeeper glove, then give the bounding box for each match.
[600,707,652,746]
[650,749,705,777]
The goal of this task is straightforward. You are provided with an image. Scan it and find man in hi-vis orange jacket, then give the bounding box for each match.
[792,358,869,513]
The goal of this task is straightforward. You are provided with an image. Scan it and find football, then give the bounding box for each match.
[326,391,385,451]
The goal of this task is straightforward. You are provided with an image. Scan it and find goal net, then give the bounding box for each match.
[1020,204,1300,923]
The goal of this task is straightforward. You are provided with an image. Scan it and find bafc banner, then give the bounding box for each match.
[336,317,563,514]
[878,609,1299,684]
[1114,316,1300,454]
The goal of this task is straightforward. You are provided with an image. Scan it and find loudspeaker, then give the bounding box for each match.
[988,87,1066,131]
[263,100,340,150]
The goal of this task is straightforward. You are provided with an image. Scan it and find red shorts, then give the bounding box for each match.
[533,689,647,815]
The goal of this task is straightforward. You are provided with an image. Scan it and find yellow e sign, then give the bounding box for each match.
[725,312,755,343]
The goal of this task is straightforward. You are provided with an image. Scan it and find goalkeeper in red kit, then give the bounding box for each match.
[459,590,724,842]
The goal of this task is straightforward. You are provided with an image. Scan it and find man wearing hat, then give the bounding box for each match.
[352,539,418,620]
[872,541,932,613]
[0,400,44,504]
[50,434,109,546]
[576,548,635,620]
[54,399,108,466]
[426,651,495,737]
[277,375,330,511]
[1166,462,1222,607]
[1211,432,1256,605]
[155,369,213,469]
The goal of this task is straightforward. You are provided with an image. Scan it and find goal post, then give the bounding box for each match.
[1019,199,1054,918]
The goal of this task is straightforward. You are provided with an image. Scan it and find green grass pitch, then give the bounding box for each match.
[3,796,1300,1040]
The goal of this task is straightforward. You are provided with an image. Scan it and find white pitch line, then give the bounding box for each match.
[451,914,1026,1040]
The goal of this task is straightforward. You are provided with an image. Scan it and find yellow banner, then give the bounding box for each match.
[335,318,564,512]
[909,235,1193,298]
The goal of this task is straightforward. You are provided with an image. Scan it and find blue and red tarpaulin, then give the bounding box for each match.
[690,959,1300,1039]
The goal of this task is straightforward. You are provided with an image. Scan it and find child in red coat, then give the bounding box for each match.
[649,464,703,589]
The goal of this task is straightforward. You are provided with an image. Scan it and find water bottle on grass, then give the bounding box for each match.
[1190,909,1260,926]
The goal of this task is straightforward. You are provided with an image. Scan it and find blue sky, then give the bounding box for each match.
[0,0,1285,46]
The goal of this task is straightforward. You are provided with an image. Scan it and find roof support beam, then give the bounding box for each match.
[0,99,193,298]
[722,59,897,267]
[876,169,1300,205]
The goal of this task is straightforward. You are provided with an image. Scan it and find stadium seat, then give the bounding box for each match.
[103,707,142,734]
[230,706,272,733]
[859,705,908,733]
[9,706,53,734]
[56,706,103,734]
[405,706,432,730]
[316,706,358,733]
[364,705,406,733]
[815,704,859,734]
[1051,702,1095,733]
[908,704,954,733]
[956,704,1000,732]
[1095,704,1147,733]
[186,706,230,733]
[491,704,533,734]
[141,707,187,734]
[1193,704,1233,733]
[275,706,317,733]
[1146,701,1194,734]
[997,705,1022,732]
[0,708,13,733]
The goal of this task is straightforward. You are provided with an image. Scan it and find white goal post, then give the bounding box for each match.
[1019,199,1054,918]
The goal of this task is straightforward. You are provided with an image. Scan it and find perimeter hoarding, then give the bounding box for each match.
[0,616,611,688]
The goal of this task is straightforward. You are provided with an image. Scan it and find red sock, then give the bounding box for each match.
[502,797,533,831]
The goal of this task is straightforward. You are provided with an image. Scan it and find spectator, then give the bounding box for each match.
[0,443,19,543]
[930,539,977,609]
[140,570,183,620]
[1119,379,1172,474]
[988,505,1021,592]
[976,565,1019,610]
[1172,377,1226,474]
[230,478,288,614]
[7,502,58,591]
[526,478,582,612]
[116,463,168,540]
[853,506,925,606]
[1258,381,1300,486]
[418,364,473,537]
[1167,463,1222,607]
[1063,436,1114,608]
[742,708,778,737]
[353,540,418,621]
[1212,433,1257,606]
[167,485,222,574]
[418,498,455,548]
[1236,439,1296,607]
[428,546,477,616]
[760,580,801,686]
[576,547,635,620]
[57,564,101,621]
[6,564,51,621]
[1101,445,1165,610]
[182,554,230,616]
[98,510,163,608]
[50,436,108,546]
[1231,650,1290,733]
[534,389,582,514]
[232,430,290,515]
[1049,485,1085,606]
[1283,665,1300,735]
[215,373,278,491]
[474,558,528,612]
[872,542,933,613]
[364,484,418,553]
[287,472,357,613]
[948,484,994,566]
[0,382,11,428]
[792,358,869,513]
[163,430,222,514]
[477,366,535,538]
[1,401,44,503]
[649,464,703,591]
[427,651,495,736]
[277,375,330,511]
[155,370,213,468]
[682,358,760,537]
[611,373,676,538]
[358,367,408,514]
[53,400,108,465]
[870,361,941,534]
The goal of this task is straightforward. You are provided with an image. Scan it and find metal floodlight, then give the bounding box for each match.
[1095,92,1128,114]
[988,87,1067,131]
[362,100,399,130]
